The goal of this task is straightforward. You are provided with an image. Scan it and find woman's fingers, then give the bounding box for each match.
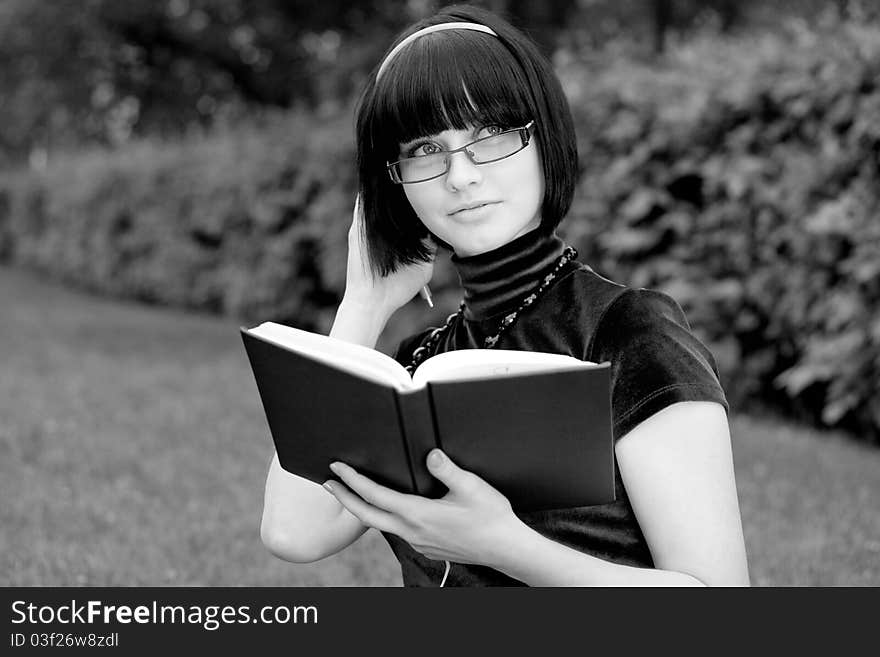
[324,479,398,534]
[328,462,419,516]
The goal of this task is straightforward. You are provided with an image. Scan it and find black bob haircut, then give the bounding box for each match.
[355,4,578,278]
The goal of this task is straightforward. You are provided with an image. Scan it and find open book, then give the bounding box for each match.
[241,322,615,511]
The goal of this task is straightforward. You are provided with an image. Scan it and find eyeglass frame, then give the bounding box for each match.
[386,120,536,184]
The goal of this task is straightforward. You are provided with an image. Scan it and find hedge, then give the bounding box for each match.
[1,21,878,441]
[560,23,880,439]
[0,111,358,332]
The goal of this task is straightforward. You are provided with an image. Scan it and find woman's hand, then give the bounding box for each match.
[323,449,522,566]
[343,194,437,316]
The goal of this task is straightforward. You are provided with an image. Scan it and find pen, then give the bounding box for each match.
[419,285,434,308]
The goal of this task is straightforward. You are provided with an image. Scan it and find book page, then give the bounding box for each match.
[411,349,601,386]
[247,322,413,391]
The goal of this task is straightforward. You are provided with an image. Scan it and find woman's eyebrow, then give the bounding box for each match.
[398,136,433,149]
[399,132,445,148]
[398,135,444,156]
[398,126,483,150]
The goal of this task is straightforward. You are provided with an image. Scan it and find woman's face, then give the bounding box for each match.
[398,124,544,257]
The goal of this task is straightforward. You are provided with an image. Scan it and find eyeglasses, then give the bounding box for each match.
[387,121,535,184]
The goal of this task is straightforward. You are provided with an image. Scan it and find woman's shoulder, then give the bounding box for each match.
[549,262,631,318]
[561,263,685,325]
[588,281,708,366]
[598,285,693,334]
[583,283,729,440]
[547,263,661,343]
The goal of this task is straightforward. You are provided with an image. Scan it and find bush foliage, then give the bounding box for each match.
[559,22,880,439]
[0,111,356,331]
[1,21,878,440]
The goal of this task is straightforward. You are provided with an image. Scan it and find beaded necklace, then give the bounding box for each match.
[405,246,577,374]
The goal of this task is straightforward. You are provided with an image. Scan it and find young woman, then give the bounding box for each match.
[260,4,750,587]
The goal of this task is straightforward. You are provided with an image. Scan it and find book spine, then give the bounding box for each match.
[395,388,446,498]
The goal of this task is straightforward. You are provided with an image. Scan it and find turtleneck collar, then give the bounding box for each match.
[450,227,567,321]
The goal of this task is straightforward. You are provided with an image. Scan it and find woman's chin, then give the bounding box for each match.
[449,232,509,257]
[447,221,540,257]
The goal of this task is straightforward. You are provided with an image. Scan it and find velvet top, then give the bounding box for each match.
[383,227,729,586]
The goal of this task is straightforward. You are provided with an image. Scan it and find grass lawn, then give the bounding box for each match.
[1,266,878,586]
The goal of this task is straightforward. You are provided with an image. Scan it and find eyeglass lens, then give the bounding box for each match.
[393,128,528,184]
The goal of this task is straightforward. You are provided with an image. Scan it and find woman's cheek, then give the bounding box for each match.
[405,188,445,232]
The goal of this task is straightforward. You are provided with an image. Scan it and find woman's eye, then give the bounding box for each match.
[478,125,504,138]
[409,142,442,157]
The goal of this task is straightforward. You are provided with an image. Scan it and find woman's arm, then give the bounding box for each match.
[261,453,370,562]
[487,401,751,586]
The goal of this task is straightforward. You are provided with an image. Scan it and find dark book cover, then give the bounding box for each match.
[241,328,615,511]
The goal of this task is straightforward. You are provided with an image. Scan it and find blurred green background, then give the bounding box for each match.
[1,0,878,586]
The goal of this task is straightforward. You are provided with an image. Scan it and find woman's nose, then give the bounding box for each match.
[444,148,482,191]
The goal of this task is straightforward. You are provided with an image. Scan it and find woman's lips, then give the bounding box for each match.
[449,201,500,217]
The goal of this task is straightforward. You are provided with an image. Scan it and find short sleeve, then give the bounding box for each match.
[589,288,729,441]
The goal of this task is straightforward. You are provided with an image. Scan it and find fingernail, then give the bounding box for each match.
[428,450,444,467]
[329,462,341,474]
[323,481,335,493]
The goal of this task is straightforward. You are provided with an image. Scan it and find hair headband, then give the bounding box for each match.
[375,22,499,81]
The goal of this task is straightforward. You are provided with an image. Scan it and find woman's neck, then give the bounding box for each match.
[450,227,566,321]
